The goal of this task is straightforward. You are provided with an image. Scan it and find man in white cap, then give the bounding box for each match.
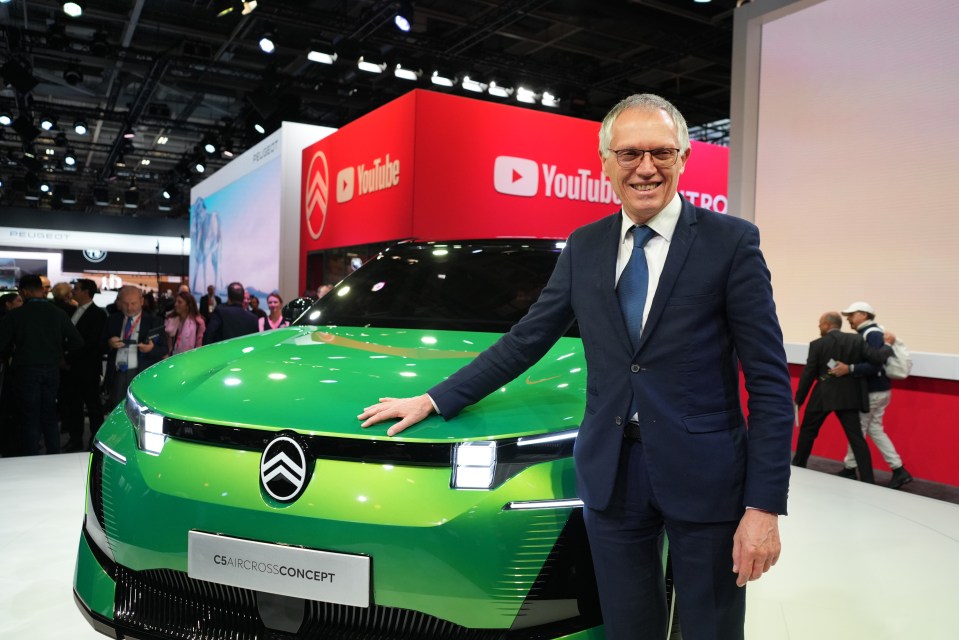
[832,301,913,489]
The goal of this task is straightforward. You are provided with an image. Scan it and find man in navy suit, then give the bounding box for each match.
[204,281,258,343]
[102,285,166,411]
[359,94,794,640]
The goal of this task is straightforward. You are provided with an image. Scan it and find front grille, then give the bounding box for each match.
[113,566,588,640]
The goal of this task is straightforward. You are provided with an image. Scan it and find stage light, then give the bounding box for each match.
[123,127,135,139]
[93,185,109,206]
[461,76,485,93]
[73,120,88,135]
[394,1,414,32]
[202,135,217,154]
[64,148,77,166]
[63,1,85,17]
[124,181,139,209]
[542,91,560,108]
[194,155,206,173]
[394,64,421,81]
[357,55,386,74]
[253,120,265,134]
[258,28,276,54]
[488,81,513,98]
[308,40,337,64]
[90,30,110,57]
[516,86,537,104]
[430,70,455,87]
[40,180,51,193]
[63,63,83,85]
[40,115,57,131]
[0,113,12,126]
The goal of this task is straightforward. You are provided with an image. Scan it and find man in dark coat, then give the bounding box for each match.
[62,278,108,451]
[204,281,258,343]
[0,274,84,455]
[792,311,892,482]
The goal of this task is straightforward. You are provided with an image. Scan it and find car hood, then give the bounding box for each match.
[131,325,586,441]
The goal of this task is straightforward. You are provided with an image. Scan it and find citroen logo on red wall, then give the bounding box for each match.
[305,150,329,240]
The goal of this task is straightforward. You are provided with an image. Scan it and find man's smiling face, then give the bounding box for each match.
[602,107,690,224]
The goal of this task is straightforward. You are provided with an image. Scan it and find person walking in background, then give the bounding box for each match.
[164,290,205,357]
[0,274,83,455]
[359,94,794,640]
[199,284,221,322]
[61,279,107,452]
[831,301,914,488]
[102,285,166,411]
[204,282,258,343]
[791,312,893,483]
[258,292,290,332]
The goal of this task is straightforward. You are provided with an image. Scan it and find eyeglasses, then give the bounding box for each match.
[607,147,681,169]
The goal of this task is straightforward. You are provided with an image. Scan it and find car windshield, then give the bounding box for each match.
[295,240,577,334]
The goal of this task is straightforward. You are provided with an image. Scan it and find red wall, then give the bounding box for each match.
[785,364,959,486]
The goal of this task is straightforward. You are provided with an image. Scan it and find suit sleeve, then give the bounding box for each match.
[429,242,576,418]
[852,329,890,375]
[724,224,795,514]
[205,308,223,344]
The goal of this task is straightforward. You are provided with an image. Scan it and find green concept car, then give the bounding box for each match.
[74,239,674,639]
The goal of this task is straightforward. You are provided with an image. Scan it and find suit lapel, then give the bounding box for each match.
[637,200,698,352]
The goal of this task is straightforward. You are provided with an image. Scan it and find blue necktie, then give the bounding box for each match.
[617,225,655,350]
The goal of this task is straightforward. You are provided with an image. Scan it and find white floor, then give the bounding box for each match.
[1,453,957,639]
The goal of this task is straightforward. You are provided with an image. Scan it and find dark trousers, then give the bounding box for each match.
[61,367,104,446]
[107,368,137,413]
[13,365,61,455]
[792,408,875,483]
[583,438,745,640]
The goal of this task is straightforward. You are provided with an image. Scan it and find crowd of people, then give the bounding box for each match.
[0,278,295,457]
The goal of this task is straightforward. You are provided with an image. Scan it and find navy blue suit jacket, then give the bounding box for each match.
[430,199,794,521]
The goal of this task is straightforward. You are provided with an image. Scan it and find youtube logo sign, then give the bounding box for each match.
[336,166,355,203]
[494,156,538,197]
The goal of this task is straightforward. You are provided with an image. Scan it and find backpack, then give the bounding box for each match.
[863,326,912,380]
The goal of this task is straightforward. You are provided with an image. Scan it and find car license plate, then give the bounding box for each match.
[188,531,370,607]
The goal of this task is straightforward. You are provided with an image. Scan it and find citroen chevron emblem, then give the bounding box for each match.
[260,434,311,503]
[304,150,329,240]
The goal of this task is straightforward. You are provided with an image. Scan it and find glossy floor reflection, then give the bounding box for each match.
[1,453,957,639]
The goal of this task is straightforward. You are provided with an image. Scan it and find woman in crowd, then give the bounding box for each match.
[0,292,23,318]
[259,292,290,332]
[164,291,205,357]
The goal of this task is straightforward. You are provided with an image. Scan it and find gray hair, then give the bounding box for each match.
[598,94,690,159]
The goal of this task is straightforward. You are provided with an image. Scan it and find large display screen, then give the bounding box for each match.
[190,154,281,301]
[733,0,959,366]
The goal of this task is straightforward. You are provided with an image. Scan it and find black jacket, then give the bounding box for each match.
[795,329,890,412]
[204,303,258,343]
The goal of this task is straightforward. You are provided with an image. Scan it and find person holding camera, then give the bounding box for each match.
[102,285,166,411]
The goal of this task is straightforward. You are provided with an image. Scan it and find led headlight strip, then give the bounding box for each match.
[125,389,168,455]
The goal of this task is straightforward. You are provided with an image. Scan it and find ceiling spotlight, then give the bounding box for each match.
[93,185,109,206]
[1,59,39,93]
[115,154,126,168]
[40,115,57,131]
[541,91,560,108]
[516,86,537,104]
[73,120,88,135]
[258,28,276,54]
[308,41,337,64]
[394,1,414,32]
[62,1,85,17]
[194,156,206,173]
[394,64,421,81]
[430,70,456,87]
[461,76,485,93]
[90,30,110,57]
[40,180,51,193]
[221,140,235,158]
[202,136,218,155]
[357,55,387,74]
[253,121,266,135]
[488,81,513,98]
[0,113,12,127]
[123,127,135,139]
[63,62,83,85]
[124,181,139,209]
[64,148,77,166]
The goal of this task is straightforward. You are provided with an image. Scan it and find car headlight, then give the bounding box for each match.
[451,429,578,490]
[125,389,167,455]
